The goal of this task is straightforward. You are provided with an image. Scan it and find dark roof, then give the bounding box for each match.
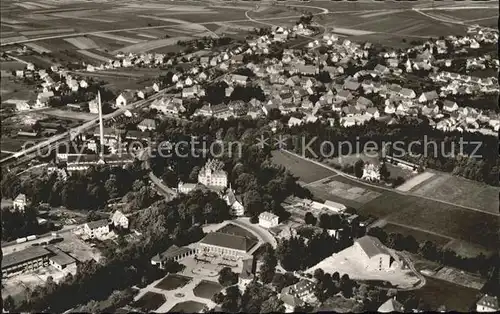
[477,295,498,309]
[200,232,255,252]
[355,235,390,258]
[46,246,76,266]
[2,247,52,269]
[86,219,109,229]
[151,245,192,263]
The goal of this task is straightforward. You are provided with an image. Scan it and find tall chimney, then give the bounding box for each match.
[98,90,105,162]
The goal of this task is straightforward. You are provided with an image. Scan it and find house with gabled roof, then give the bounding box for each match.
[378,297,405,312]
[418,90,439,103]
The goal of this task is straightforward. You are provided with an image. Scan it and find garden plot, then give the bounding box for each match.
[1,36,28,45]
[77,49,112,63]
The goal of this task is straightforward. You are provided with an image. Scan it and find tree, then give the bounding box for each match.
[354,159,365,178]
[379,163,390,181]
[221,286,241,312]
[218,267,238,287]
[260,295,284,313]
[3,295,16,312]
[259,244,277,283]
[304,212,317,225]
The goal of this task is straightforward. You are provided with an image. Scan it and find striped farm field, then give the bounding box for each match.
[64,36,99,49]
[24,42,51,53]
[76,49,112,62]
[89,32,144,44]
[20,28,74,36]
[114,36,192,54]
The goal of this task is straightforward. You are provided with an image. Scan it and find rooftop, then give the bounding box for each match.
[200,232,255,252]
[2,247,52,269]
[85,219,109,230]
[355,235,391,258]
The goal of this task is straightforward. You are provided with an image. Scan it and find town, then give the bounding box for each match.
[1,0,498,313]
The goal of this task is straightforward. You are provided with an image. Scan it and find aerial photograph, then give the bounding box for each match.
[0,0,498,312]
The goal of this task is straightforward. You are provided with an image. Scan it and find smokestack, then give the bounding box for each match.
[98,90,105,162]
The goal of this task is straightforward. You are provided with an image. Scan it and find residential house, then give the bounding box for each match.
[111,210,129,229]
[476,295,499,312]
[400,88,416,99]
[344,81,360,92]
[288,117,303,127]
[336,90,353,102]
[83,219,110,239]
[231,74,248,86]
[418,90,439,103]
[88,99,99,114]
[281,279,315,299]
[137,118,156,132]
[259,211,279,229]
[13,193,27,212]
[15,100,30,112]
[198,159,228,188]
[442,100,458,112]
[422,103,439,117]
[365,107,380,119]
[182,86,198,98]
[115,91,135,108]
[224,187,244,217]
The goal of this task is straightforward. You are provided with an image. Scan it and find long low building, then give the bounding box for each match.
[2,246,77,277]
[151,244,196,268]
[198,232,256,257]
[2,247,52,277]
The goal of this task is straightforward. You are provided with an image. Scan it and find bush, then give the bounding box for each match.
[250,215,259,224]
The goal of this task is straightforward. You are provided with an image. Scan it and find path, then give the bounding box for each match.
[282,150,499,217]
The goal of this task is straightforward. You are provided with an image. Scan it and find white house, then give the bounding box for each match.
[224,187,244,216]
[111,210,129,229]
[83,219,110,239]
[378,297,405,312]
[476,295,498,312]
[259,211,279,229]
[353,236,398,271]
[13,193,27,212]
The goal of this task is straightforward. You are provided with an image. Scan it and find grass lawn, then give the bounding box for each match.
[399,276,480,311]
[154,274,191,291]
[410,173,498,214]
[271,150,336,184]
[360,192,498,251]
[193,280,223,300]
[169,300,206,313]
[132,292,166,312]
[383,223,451,247]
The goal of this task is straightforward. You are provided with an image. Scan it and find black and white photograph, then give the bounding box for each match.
[0,0,498,312]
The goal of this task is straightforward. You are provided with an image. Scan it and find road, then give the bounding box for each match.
[283,150,499,217]
[232,217,277,249]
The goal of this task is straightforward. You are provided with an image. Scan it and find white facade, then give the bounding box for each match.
[198,160,228,188]
[259,211,279,229]
[111,211,129,229]
[83,220,110,239]
[13,194,27,212]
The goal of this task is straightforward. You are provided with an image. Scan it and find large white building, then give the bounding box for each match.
[353,236,398,271]
[198,232,255,258]
[198,159,228,188]
[259,211,279,229]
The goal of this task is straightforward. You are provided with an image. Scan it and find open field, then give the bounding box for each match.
[271,150,336,184]
[192,280,223,300]
[63,36,98,50]
[155,274,192,291]
[409,173,498,214]
[274,152,498,254]
[132,292,166,312]
[42,109,97,121]
[383,222,451,247]
[400,276,479,311]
